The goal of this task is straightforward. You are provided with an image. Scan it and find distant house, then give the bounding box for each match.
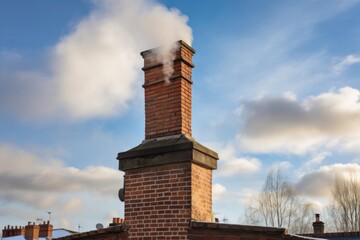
[1,221,75,240]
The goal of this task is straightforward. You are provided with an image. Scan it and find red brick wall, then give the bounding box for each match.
[25,223,39,240]
[124,162,213,239]
[125,162,191,239]
[142,41,194,140]
[191,164,212,222]
[2,226,25,237]
[39,221,53,238]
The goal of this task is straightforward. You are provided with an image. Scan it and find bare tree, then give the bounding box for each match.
[328,170,360,232]
[290,202,314,234]
[244,169,314,234]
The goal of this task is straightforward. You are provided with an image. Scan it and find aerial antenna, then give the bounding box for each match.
[36,218,43,224]
[47,211,52,222]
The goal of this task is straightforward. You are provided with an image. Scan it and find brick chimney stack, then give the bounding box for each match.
[2,225,25,237]
[39,221,53,239]
[141,40,194,139]
[313,213,324,235]
[118,41,219,239]
[25,222,40,240]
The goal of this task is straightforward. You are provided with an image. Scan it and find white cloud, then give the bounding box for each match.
[213,183,227,202]
[204,1,359,102]
[333,55,360,75]
[238,87,360,155]
[0,0,192,121]
[63,198,84,212]
[270,161,292,170]
[296,163,360,198]
[237,189,259,205]
[0,144,123,228]
[208,144,261,177]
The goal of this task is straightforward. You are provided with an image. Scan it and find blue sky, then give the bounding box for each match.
[1,0,360,232]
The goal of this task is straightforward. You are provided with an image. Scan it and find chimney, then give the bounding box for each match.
[118,41,219,239]
[25,222,40,240]
[39,221,53,239]
[2,226,8,238]
[109,217,124,227]
[141,40,194,139]
[2,225,25,237]
[313,213,324,235]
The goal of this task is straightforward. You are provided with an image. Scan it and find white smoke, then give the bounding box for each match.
[0,0,193,121]
[154,42,180,83]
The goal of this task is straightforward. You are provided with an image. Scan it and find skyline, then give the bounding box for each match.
[1,0,360,232]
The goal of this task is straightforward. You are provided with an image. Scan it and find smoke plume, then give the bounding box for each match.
[0,0,193,121]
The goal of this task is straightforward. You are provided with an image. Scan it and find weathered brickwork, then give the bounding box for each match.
[191,163,212,222]
[142,41,194,140]
[2,225,25,238]
[124,162,191,239]
[24,222,40,240]
[123,161,213,239]
[39,221,53,238]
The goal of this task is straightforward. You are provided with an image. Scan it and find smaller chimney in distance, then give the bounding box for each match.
[39,221,53,239]
[313,213,324,235]
[25,222,40,240]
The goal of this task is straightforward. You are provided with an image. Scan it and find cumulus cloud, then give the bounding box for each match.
[238,87,360,154]
[0,0,192,121]
[295,163,360,198]
[210,144,261,177]
[270,161,292,170]
[237,189,259,205]
[333,55,360,75]
[0,144,122,195]
[213,183,227,202]
[0,144,123,227]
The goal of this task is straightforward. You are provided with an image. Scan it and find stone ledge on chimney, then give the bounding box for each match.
[117,134,218,171]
